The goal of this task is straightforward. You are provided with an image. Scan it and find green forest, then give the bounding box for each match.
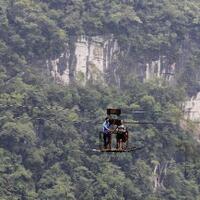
[0,0,200,199]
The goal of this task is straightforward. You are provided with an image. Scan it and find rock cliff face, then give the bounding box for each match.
[46,35,200,122]
[184,92,200,121]
[46,35,176,86]
[145,58,176,82]
[46,35,119,84]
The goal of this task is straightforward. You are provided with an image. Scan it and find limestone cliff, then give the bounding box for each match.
[145,58,176,81]
[46,35,176,86]
[46,35,200,122]
[46,35,119,85]
[184,92,200,121]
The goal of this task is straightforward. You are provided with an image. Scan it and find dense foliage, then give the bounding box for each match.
[0,67,199,200]
[0,68,200,199]
[0,0,200,199]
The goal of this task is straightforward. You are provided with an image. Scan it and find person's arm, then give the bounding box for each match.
[103,122,109,131]
[105,124,110,131]
[104,122,112,132]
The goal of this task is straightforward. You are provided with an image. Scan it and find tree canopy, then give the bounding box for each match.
[0,0,200,199]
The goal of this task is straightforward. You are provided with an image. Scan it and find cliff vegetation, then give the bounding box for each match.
[0,0,200,199]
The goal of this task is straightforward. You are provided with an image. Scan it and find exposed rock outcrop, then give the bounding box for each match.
[46,35,119,84]
[152,160,175,192]
[181,93,200,141]
[145,57,176,82]
[184,92,200,121]
[47,35,176,86]
[45,35,200,124]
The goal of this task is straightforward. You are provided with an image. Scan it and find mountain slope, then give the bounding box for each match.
[0,0,200,199]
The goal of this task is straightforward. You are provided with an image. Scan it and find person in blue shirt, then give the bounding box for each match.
[102,117,111,149]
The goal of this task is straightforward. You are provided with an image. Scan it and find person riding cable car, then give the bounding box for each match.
[102,117,112,149]
[93,108,145,153]
[116,124,128,150]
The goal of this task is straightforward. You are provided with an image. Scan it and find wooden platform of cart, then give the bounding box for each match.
[92,146,143,152]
